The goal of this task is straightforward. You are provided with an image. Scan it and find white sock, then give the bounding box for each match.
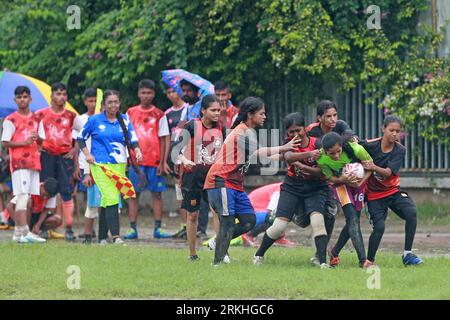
[0,210,6,224]
[403,250,412,257]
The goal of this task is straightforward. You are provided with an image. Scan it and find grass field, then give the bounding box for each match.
[1,242,449,300]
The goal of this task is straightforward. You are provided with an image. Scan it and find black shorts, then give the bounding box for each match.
[367,191,416,225]
[276,187,327,221]
[40,151,75,201]
[181,189,208,213]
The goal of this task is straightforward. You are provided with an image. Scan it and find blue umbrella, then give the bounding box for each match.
[161,69,215,98]
[0,71,78,118]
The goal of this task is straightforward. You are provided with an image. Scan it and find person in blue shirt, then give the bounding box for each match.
[77,90,143,244]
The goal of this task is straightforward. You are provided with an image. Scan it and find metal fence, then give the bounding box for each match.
[265,81,450,173]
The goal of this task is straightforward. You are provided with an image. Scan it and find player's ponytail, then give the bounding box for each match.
[231,96,265,129]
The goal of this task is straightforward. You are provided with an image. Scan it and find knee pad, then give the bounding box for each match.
[266,218,288,240]
[310,212,327,238]
[15,193,29,211]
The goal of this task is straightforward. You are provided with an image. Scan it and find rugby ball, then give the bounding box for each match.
[343,162,365,179]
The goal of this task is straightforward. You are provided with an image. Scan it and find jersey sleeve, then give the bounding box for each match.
[72,115,82,139]
[38,120,46,140]
[237,129,259,161]
[1,119,15,142]
[158,116,170,137]
[388,144,405,175]
[77,116,94,143]
[174,121,195,155]
[351,142,372,161]
[124,114,138,145]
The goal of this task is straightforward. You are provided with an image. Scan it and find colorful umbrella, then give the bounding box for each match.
[161,69,215,98]
[0,71,78,118]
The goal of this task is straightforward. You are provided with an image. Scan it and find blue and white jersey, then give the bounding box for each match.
[77,112,138,164]
[182,101,202,121]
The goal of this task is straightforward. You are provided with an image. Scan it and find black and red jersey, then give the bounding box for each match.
[179,119,225,191]
[359,137,405,201]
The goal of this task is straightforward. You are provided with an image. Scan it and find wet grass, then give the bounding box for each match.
[0,242,449,300]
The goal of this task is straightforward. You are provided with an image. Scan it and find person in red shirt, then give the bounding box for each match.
[214,81,239,129]
[204,97,299,266]
[36,83,77,241]
[1,86,46,243]
[125,79,171,239]
[175,94,226,260]
[360,115,423,266]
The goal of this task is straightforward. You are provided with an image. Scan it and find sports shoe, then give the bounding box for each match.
[83,235,92,245]
[242,233,257,247]
[205,237,216,250]
[230,236,243,246]
[113,237,126,245]
[274,236,295,248]
[153,227,172,239]
[403,253,423,266]
[172,226,187,240]
[329,252,340,267]
[20,232,46,243]
[123,228,138,240]
[223,253,231,264]
[319,263,332,269]
[99,239,108,245]
[12,234,21,242]
[48,229,65,240]
[65,229,76,242]
[188,254,200,262]
[310,256,321,267]
[253,255,264,266]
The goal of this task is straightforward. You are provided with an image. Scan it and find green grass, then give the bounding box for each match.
[0,243,449,300]
[387,202,450,225]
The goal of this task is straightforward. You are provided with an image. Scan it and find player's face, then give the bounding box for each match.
[104,95,120,117]
[51,89,68,108]
[165,88,180,104]
[320,108,338,129]
[203,102,221,123]
[249,106,266,128]
[326,143,342,161]
[84,97,97,113]
[138,88,155,106]
[14,92,32,110]
[287,125,306,140]
[181,84,198,104]
[383,122,401,143]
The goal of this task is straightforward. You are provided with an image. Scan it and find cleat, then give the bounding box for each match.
[329,252,340,267]
[48,230,65,239]
[113,237,126,245]
[253,255,264,266]
[319,263,332,269]
[123,228,138,240]
[362,260,376,269]
[223,253,231,264]
[310,256,321,267]
[65,229,76,242]
[230,236,243,246]
[403,253,423,266]
[274,236,295,248]
[205,237,216,250]
[99,239,108,245]
[172,226,187,240]
[196,230,208,239]
[20,232,46,243]
[188,254,200,262]
[153,227,172,239]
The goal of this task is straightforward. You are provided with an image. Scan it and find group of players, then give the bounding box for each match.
[0,78,423,268]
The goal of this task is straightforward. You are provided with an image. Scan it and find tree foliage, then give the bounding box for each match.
[0,0,448,146]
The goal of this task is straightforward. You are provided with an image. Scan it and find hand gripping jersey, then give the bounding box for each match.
[287,136,322,180]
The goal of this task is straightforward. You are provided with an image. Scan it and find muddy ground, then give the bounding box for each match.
[1,210,449,258]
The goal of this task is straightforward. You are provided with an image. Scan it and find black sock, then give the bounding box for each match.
[130,221,137,230]
[155,220,162,229]
[214,216,235,264]
[332,224,350,257]
[343,204,366,262]
[404,211,417,252]
[255,232,277,257]
[105,205,120,238]
[314,235,328,264]
[98,208,109,241]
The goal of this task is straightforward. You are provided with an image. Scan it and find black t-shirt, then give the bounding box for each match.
[178,120,226,191]
[359,138,405,199]
[307,120,353,139]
